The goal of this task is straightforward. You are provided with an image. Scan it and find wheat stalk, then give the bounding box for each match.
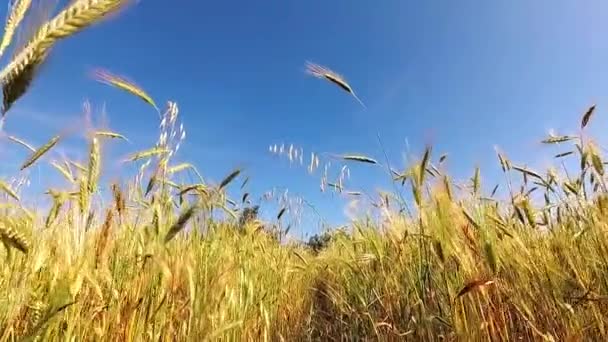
[6,134,35,151]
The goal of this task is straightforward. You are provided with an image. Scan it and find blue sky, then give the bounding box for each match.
[0,0,607,238]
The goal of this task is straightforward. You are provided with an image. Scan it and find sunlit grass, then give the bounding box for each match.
[0,1,607,341]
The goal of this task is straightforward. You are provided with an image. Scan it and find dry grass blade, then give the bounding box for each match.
[0,0,132,85]
[456,279,495,299]
[305,61,366,108]
[92,68,158,111]
[292,250,308,266]
[392,169,408,185]
[277,207,286,220]
[164,204,198,243]
[126,147,169,162]
[95,130,129,142]
[20,134,60,170]
[341,154,378,164]
[69,160,87,173]
[0,180,19,201]
[554,151,574,159]
[206,321,244,340]
[240,176,249,189]
[50,161,74,183]
[219,168,241,190]
[490,184,499,197]
[511,165,545,182]
[0,0,32,57]
[327,182,343,192]
[581,104,596,129]
[6,134,35,151]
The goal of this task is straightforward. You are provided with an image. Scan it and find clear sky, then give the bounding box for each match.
[0,0,607,239]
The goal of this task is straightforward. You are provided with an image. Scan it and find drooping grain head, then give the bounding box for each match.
[0,219,30,254]
[305,61,366,108]
[92,68,158,111]
[0,0,134,120]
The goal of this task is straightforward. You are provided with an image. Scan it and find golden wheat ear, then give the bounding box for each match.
[92,68,159,111]
[0,0,133,119]
[0,0,33,58]
[305,61,366,109]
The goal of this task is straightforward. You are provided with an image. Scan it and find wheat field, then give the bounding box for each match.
[1,1,608,341]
